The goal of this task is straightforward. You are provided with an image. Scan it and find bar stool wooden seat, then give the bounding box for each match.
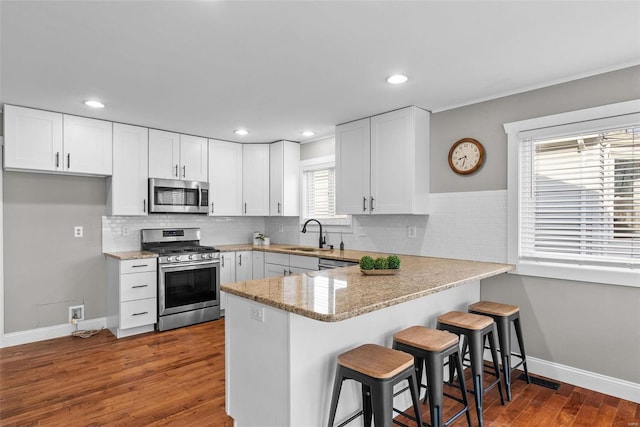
[468,301,531,401]
[327,344,423,427]
[436,311,505,427]
[393,326,472,427]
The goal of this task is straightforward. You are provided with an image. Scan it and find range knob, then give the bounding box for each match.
[203,253,211,259]
[175,256,182,262]
[189,254,195,260]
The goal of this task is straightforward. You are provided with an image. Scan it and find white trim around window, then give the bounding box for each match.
[504,99,640,287]
[300,156,352,227]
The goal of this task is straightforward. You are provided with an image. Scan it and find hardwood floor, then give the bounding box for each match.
[1,319,638,426]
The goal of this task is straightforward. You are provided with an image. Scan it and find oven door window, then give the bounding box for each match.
[162,264,218,310]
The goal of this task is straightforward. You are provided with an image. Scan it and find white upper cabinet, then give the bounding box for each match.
[336,106,430,215]
[63,115,113,175]
[108,124,149,216]
[335,117,371,214]
[148,130,208,182]
[208,139,243,216]
[269,140,300,216]
[242,144,270,216]
[4,105,63,172]
[148,129,180,179]
[3,105,112,176]
[180,134,208,182]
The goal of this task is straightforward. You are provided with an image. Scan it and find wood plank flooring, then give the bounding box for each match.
[1,319,638,426]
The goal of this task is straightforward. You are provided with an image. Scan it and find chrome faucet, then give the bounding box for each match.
[301,218,325,248]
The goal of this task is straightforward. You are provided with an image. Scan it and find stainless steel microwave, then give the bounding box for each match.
[148,178,209,214]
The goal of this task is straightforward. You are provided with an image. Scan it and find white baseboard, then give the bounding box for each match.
[526,356,640,404]
[1,317,108,348]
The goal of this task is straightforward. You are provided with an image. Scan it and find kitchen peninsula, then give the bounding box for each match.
[222,252,513,426]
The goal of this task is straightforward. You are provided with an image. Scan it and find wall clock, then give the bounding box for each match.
[448,138,485,175]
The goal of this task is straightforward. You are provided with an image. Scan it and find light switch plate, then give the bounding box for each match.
[74,226,83,238]
[408,226,416,239]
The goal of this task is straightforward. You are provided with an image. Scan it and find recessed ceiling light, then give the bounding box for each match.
[386,74,408,85]
[84,100,105,108]
[234,129,249,136]
[301,131,315,137]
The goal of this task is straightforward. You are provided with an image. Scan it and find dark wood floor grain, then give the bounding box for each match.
[1,319,638,426]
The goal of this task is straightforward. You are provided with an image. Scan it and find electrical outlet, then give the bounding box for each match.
[250,304,265,322]
[74,226,83,238]
[278,223,284,233]
[69,305,84,323]
[122,226,129,236]
[408,226,417,239]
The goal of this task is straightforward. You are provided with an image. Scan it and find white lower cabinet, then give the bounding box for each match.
[264,253,318,277]
[106,258,157,338]
[235,251,253,282]
[219,252,237,315]
[252,251,265,279]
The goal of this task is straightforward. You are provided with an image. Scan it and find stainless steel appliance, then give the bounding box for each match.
[141,228,220,331]
[148,178,209,214]
[318,258,358,270]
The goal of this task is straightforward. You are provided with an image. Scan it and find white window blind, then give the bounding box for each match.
[304,167,336,218]
[520,126,640,267]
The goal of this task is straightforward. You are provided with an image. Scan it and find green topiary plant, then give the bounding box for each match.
[359,256,375,270]
[387,255,401,269]
[373,257,389,269]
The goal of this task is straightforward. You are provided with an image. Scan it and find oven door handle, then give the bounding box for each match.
[160,260,220,271]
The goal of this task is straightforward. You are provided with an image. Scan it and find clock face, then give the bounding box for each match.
[449,138,484,175]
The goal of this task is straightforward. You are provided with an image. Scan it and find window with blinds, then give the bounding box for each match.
[304,167,336,218]
[520,127,639,267]
[300,157,350,225]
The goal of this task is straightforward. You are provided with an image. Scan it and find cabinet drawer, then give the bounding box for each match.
[289,255,318,270]
[120,299,157,329]
[120,259,157,274]
[120,272,157,301]
[264,252,289,265]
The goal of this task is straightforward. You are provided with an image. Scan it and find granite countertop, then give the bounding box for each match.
[104,251,158,260]
[222,255,514,322]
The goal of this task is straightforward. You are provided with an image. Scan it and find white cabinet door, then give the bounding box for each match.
[235,251,253,281]
[180,134,208,182]
[62,115,113,176]
[370,109,414,214]
[242,144,270,216]
[220,252,236,285]
[270,140,300,216]
[109,124,149,216]
[265,262,289,278]
[148,129,180,179]
[252,251,265,279]
[3,105,63,172]
[208,139,243,216]
[335,117,371,214]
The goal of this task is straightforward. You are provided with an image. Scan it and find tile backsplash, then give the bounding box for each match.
[102,190,507,264]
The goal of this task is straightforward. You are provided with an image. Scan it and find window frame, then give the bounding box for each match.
[504,99,640,287]
[299,156,352,227]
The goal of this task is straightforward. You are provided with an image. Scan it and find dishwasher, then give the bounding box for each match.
[318,258,358,270]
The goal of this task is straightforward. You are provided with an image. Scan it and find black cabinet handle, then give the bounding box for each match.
[55,152,60,168]
[67,153,70,169]
[174,164,178,177]
[132,311,148,316]
[370,197,375,211]
[132,284,148,289]
[182,165,186,178]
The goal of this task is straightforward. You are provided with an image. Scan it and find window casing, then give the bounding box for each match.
[300,156,351,226]
[505,100,640,287]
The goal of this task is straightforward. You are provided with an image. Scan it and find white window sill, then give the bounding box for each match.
[512,260,639,288]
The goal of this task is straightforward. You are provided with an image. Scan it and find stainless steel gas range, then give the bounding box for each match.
[141,228,221,331]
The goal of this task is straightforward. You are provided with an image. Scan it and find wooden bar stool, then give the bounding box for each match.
[469,301,531,401]
[327,344,423,427]
[393,326,472,427]
[436,311,505,427]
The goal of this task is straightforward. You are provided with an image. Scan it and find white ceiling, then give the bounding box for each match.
[1,1,639,143]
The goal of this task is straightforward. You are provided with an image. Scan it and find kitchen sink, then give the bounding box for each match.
[283,247,333,252]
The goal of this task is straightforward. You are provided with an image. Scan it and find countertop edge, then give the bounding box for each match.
[222,263,514,322]
[104,251,158,260]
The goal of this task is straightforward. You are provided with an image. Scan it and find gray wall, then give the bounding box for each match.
[438,65,640,383]
[300,136,335,160]
[430,65,640,192]
[3,172,106,333]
